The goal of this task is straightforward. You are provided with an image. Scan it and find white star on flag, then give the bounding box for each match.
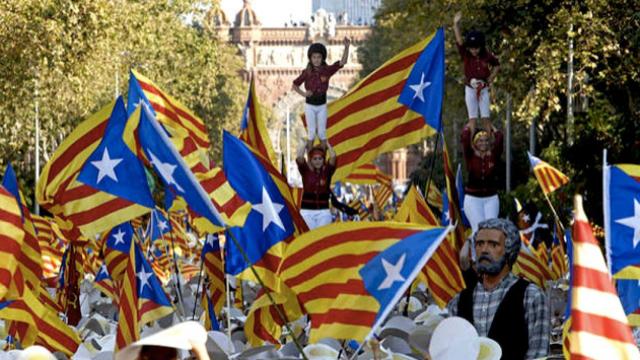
[378,253,406,290]
[158,220,169,232]
[148,150,184,192]
[112,228,126,245]
[206,234,216,247]
[98,265,108,277]
[252,187,285,232]
[615,199,640,248]
[91,148,123,183]
[137,267,154,292]
[409,73,431,102]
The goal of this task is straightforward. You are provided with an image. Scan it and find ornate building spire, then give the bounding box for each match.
[234,0,261,27]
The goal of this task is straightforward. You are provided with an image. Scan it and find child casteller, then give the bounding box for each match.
[453,12,500,134]
[292,37,351,150]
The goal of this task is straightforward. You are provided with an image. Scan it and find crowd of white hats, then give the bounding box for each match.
[0,275,579,359]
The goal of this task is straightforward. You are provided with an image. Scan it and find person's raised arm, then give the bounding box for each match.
[296,140,307,164]
[340,37,351,66]
[453,11,463,46]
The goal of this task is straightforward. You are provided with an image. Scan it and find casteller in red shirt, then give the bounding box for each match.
[457,43,500,86]
[461,126,503,197]
[292,61,343,105]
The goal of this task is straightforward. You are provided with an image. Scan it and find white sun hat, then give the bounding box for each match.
[477,337,502,360]
[114,321,207,360]
[16,345,56,360]
[378,316,416,341]
[429,317,502,360]
[303,343,340,360]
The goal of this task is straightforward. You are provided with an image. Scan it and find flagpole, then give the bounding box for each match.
[540,189,565,233]
[225,273,233,341]
[224,229,309,360]
[34,76,40,215]
[192,252,205,320]
[165,229,187,320]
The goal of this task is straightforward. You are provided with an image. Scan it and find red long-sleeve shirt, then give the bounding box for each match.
[293,61,343,105]
[457,44,500,86]
[461,126,503,197]
[297,159,336,209]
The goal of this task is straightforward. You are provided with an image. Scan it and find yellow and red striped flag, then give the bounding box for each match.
[31,215,65,282]
[3,166,43,291]
[0,186,25,301]
[348,198,370,220]
[569,195,640,358]
[244,287,304,347]
[279,222,446,342]
[36,101,151,240]
[443,141,466,250]
[324,32,442,181]
[202,234,225,316]
[180,263,200,282]
[129,70,211,174]
[0,288,81,356]
[192,166,252,233]
[115,236,139,351]
[425,180,443,210]
[527,152,569,195]
[394,185,466,308]
[513,236,550,289]
[394,185,438,225]
[344,163,378,185]
[240,75,277,167]
[373,184,393,210]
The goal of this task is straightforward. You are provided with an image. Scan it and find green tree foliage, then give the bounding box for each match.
[0,0,245,206]
[361,0,640,222]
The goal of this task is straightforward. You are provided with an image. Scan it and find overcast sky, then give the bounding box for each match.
[220,0,312,27]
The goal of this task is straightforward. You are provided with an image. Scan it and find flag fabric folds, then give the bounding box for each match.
[134,241,174,325]
[569,195,640,359]
[240,76,277,166]
[202,234,225,316]
[77,97,155,217]
[527,152,569,195]
[0,289,81,356]
[127,70,211,175]
[325,29,444,181]
[0,186,25,300]
[222,131,298,288]
[94,263,117,303]
[394,186,465,309]
[103,222,136,284]
[31,215,65,283]
[2,165,43,291]
[279,221,451,342]
[136,103,225,228]
[394,185,438,226]
[603,163,640,279]
[616,279,640,326]
[442,142,466,250]
[36,100,151,239]
[115,233,139,351]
